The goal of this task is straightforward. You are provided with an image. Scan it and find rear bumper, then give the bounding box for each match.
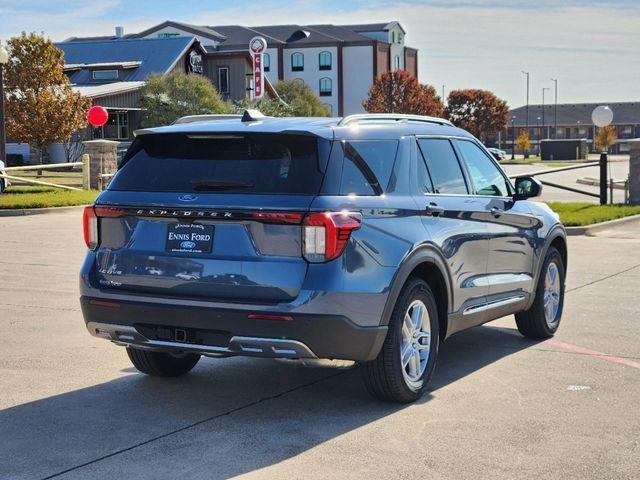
[80,296,387,362]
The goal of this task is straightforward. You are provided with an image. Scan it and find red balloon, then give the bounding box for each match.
[87,106,109,127]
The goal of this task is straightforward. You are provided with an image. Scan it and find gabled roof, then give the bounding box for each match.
[205,25,286,51]
[55,36,197,84]
[341,21,405,34]
[71,81,146,98]
[509,102,640,126]
[134,20,226,42]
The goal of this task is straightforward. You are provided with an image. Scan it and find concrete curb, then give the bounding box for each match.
[566,214,640,236]
[0,205,88,217]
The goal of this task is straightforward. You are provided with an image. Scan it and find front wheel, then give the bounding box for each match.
[126,347,201,377]
[362,277,439,403]
[515,246,565,339]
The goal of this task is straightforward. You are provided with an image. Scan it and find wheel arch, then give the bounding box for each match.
[381,244,453,341]
[526,224,568,310]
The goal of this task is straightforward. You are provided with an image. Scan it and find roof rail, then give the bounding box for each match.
[337,113,454,127]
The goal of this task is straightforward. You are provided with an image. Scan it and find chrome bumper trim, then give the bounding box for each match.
[86,322,318,359]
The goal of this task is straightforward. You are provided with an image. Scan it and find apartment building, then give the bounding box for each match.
[64,20,419,117]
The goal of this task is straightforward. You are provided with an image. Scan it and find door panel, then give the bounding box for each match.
[413,138,490,320]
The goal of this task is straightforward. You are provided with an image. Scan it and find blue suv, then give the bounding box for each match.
[80,112,567,403]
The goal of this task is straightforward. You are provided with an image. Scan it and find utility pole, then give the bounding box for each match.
[542,87,549,139]
[442,85,445,104]
[551,78,558,138]
[521,71,530,157]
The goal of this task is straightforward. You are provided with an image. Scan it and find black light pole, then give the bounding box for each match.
[551,78,558,138]
[542,87,549,138]
[511,116,517,160]
[522,71,530,157]
[0,42,8,167]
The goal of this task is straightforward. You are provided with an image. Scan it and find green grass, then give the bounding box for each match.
[0,186,98,209]
[7,169,83,187]
[546,202,640,226]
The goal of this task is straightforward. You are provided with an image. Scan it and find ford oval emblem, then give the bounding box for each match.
[178,194,198,202]
[180,241,197,249]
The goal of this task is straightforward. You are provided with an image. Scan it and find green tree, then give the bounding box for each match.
[595,125,617,152]
[140,72,227,127]
[444,89,509,141]
[4,32,91,165]
[273,80,330,116]
[363,70,444,116]
[230,97,294,117]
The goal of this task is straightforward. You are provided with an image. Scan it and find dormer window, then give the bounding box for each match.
[92,69,119,81]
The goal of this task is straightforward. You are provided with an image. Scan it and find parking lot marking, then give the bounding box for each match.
[546,338,640,370]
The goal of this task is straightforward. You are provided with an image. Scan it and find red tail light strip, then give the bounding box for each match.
[251,212,303,224]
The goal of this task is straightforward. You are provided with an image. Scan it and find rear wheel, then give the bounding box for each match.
[515,246,565,339]
[126,347,201,377]
[362,277,439,403]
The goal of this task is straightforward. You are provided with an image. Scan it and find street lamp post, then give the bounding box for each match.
[511,116,517,160]
[542,87,549,138]
[0,41,9,166]
[522,71,530,157]
[550,78,558,138]
[537,116,541,155]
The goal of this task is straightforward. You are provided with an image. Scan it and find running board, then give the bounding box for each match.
[462,295,526,316]
[86,322,318,359]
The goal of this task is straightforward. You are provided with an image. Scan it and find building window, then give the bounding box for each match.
[95,111,128,140]
[92,70,118,81]
[319,78,332,97]
[323,103,332,115]
[158,32,180,38]
[218,67,229,94]
[394,56,400,70]
[291,52,304,72]
[319,51,332,70]
[263,53,270,72]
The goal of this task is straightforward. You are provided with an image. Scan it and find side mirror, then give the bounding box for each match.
[513,176,542,200]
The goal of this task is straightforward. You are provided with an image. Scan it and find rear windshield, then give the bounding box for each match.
[109,133,324,194]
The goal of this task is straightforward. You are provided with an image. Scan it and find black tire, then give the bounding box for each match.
[362,277,439,403]
[515,246,565,339]
[126,347,201,377]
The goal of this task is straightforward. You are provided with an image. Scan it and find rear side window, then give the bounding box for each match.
[457,140,510,197]
[339,140,399,195]
[418,138,468,195]
[110,133,324,194]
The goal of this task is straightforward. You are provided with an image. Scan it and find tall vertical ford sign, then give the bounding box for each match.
[249,37,267,99]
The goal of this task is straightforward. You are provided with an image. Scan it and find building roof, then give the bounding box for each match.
[134,20,226,42]
[63,21,407,50]
[71,81,146,98]
[510,102,640,126]
[55,36,197,84]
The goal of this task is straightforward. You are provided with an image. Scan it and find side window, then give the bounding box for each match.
[417,139,468,194]
[339,140,399,195]
[457,140,510,197]
[416,144,433,193]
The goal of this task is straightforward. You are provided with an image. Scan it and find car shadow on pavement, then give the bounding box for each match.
[0,324,539,480]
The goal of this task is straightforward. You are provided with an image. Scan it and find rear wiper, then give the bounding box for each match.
[191,181,255,191]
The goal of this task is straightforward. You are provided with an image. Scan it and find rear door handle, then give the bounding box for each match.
[491,207,503,218]
[426,203,445,217]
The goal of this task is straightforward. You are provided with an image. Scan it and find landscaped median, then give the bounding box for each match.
[546,202,640,227]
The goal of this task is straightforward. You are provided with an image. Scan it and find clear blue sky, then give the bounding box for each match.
[1,0,639,108]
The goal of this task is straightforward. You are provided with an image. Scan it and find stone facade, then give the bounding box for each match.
[629,139,640,204]
[83,140,118,190]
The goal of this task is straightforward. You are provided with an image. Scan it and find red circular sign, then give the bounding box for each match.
[87,106,109,127]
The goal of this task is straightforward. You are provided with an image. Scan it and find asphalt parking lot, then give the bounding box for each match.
[1,209,639,480]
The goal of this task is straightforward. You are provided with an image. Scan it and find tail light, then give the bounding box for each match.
[83,206,124,250]
[303,211,362,262]
[82,206,98,250]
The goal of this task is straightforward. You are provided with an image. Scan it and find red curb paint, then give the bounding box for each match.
[486,325,640,370]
